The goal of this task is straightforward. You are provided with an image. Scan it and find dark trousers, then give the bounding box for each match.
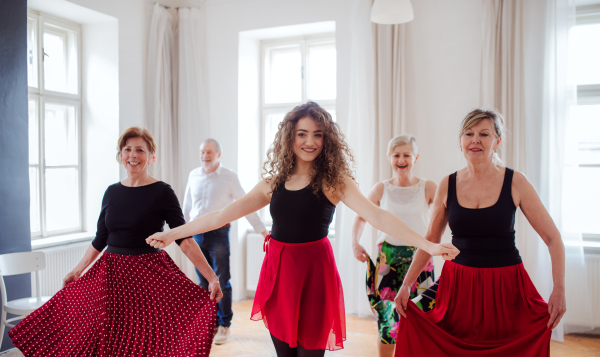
[193,226,232,327]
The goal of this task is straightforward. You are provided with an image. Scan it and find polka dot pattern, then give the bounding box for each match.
[9,251,217,356]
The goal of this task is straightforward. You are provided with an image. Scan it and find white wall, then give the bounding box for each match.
[68,0,147,134]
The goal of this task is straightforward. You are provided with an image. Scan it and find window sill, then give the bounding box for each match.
[31,231,94,250]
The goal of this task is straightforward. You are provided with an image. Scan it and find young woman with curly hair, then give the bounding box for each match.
[146,102,459,357]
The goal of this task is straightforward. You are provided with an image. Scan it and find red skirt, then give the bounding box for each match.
[9,250,217,357]
[394,261,551,357]
[251,236,346,351]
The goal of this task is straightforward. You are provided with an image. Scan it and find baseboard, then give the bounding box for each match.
[0,349,23,356]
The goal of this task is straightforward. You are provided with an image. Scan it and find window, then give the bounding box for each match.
[28,10,82,238]
[260,35,337,224]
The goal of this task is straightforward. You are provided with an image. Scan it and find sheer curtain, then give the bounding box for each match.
[147,4,210,281]
[336,0,408,317]
[335,0,377,317]
[482,0,595,341]
[147,3,178,191]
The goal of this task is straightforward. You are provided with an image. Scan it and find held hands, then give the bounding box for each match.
[394,284,411,318]
[62,271,81,288]
[146,232,174,249]
[547,288,566,329]
[352,243,370,263]
[429,243,459,260]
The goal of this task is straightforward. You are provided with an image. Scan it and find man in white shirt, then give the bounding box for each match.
[182,138,267,345]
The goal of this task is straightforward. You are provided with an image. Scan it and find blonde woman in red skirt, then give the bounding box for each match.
[393,109,566,357]
[9,127,223,357]
[147,102,459,357]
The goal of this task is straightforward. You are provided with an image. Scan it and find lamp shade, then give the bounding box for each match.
[370,0,414,24]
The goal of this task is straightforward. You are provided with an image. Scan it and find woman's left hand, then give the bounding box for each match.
[547,288,566,329]
[146,232,174,248]
[428,243,460,260]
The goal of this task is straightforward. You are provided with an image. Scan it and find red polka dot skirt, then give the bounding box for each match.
[9,251,217,356]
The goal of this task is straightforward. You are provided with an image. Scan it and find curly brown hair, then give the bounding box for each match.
[262,101,356,198]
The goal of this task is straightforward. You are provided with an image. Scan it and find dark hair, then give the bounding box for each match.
[262,101,355,198]
[116,127,157,163]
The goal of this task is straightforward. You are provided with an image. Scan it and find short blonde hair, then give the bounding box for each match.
[387,134,418,156]
[116,127,157,163]
[459,109,504,166]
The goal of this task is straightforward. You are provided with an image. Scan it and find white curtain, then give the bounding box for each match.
[541,0,596,335]
[335,0,377,317]
[146,3,178,191]
[147,4,210,281]
[178,7,210,199]
[482,0,595,341]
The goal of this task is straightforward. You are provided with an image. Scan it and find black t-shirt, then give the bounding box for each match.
[91,181,189,252]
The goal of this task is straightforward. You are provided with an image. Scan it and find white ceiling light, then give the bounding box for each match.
[370,0,414,24]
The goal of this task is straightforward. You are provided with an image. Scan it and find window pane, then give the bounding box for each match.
[265,112,286,156]
[265,46,302,104]
[563,167,600,234]
[45,168,80,232]
[29,166,40,233]
[572,105,600,165]
[45,103,78,166]
[570,24,600,85]
[27,19,38,88]
[308,44,336,100]
[43,30,68,92]
[29,99,39,165]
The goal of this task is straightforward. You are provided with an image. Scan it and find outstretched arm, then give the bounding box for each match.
[147,179,272,248]
[341,176,458,257]
[513,172,565,329]
[395,176,449,317]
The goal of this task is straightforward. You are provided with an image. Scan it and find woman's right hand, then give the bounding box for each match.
[395,284,411,318]
[208,279,223,303]
[428,242,459,260]
[352,243,370,263]
[62,271,81,288]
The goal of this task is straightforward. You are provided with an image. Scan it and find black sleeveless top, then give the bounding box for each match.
[270,183,336,243]
[448,168,522,268]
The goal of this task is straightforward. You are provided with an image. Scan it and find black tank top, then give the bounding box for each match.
[448,168,522,268]
[270,182,336,243]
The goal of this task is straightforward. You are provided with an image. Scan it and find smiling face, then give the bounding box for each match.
[121,137,153,175]
[390,143,418,178]
[200,141,221,172]
[292,116,324,163]
[460,118,501,163]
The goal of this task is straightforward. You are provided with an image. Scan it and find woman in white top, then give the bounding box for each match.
[352,135,436,357]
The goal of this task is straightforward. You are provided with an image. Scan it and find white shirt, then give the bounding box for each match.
[182,164,267,233]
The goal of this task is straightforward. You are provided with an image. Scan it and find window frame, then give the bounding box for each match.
[259,34,336,225]
[28,9,83,239]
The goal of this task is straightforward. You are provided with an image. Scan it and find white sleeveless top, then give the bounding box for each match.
[376,178,431,246]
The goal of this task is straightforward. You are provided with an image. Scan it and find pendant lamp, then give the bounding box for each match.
[370,0,414,24]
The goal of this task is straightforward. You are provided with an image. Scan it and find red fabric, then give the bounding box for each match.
[9,251,217,357]
[251,236,346,351]
[394,261,551,357]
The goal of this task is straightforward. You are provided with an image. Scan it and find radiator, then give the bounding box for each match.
[31,240,197,296]
[246,233,266,291]
[32,241,92,296]
[587,255,600,327]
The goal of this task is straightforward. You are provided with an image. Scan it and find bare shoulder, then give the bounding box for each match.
[371,181,385,196]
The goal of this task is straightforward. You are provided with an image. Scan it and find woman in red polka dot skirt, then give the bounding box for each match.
[9,127,222,357]
[147,102,458,357]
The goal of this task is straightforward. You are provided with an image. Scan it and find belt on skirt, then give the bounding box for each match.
[106,245,162,255]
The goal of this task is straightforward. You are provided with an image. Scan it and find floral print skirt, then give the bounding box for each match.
[366,242,435,344]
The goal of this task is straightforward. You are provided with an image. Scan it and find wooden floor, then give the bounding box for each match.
[211,300,600,357]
